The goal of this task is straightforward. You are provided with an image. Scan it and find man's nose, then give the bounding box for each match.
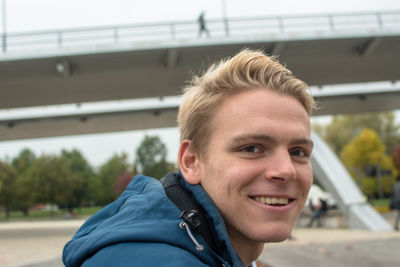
[264,149,296,183]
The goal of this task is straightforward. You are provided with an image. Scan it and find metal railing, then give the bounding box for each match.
[1,10,400,54]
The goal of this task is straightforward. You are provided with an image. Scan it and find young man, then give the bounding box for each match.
[63,49,315,267]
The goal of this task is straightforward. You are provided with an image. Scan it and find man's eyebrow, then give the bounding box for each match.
[229,134,314,147]
[290,138,314,148]
[229,134,277,144]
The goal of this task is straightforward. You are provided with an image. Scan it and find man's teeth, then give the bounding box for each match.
[254,196,289,205]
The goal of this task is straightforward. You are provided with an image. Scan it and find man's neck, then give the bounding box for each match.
[227,228,264,266]
[232,240,264,266]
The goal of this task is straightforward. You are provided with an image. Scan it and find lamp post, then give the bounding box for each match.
[2,0,6,52]
[221,0,229,36]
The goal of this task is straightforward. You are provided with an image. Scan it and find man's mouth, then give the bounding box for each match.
[251,196,292,206]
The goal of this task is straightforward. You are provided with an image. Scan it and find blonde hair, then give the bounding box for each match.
[177,49,315,155]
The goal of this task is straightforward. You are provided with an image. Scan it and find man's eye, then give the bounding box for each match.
[241,146,262,153]
[290,149,307,157]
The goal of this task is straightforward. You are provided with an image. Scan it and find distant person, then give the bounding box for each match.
[198,11,210,37]
[391,175,400,230]
[307,198,328,228]
[63,49,315,267]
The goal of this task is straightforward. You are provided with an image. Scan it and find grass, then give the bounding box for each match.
[370,198,390,207]
[74,206,103,216]
[370,198,391,213]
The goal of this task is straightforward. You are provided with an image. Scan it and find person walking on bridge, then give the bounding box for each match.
[198,11,210,38]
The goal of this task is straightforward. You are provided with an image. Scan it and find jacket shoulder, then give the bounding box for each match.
[81,242,211,267]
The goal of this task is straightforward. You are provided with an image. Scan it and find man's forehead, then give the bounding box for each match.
[204,89,311,147]
[220,88,308,115]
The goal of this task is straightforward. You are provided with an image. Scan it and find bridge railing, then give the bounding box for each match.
[1,10,400,54]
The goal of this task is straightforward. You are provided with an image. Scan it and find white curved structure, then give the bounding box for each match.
[311,130,392,231]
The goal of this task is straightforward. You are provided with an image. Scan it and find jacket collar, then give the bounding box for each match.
[177,171,244,266]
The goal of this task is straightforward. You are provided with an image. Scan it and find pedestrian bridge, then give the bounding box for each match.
[1,10,400,109]
[1,10,398,231]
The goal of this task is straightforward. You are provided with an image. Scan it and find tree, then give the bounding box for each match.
[324,112,400,155]
[324,116,355,155]
[11,149,36,215]
[134,135,174,179]
[60,149,94,211]
[30,154,71,210]
[95,153,132,205]
[340,128,387,169]
[360,178,377,200]
[12,149,36,174]
[340,128,396,198]
[0,161,18,217]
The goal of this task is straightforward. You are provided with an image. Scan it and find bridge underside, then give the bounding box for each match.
[1,34,400,109]
[1,83,400,141]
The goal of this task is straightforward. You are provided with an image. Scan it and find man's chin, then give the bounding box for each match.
[267,234,291,243]
[253,227,293,243]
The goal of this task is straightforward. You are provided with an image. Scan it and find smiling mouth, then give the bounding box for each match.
[251,196,293,206]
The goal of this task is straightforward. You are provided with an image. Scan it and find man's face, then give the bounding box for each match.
[195,88,313,249]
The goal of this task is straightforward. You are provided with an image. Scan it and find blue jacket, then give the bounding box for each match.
[62,173,244,266]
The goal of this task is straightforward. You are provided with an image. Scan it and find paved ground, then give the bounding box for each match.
[259,229,400,267]
[0,220,84,267]
[0,211,399,267]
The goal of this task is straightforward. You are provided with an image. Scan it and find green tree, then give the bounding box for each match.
[95,153,131,205]
[60,149,94,211]
[11,149,36,215]
[360,178,377,200]
[134,135,174,179]
[324,112,400,155]
[0,161,18,217]
[30,154,71,210]
[324,116,355,155]
[12,149,36,173]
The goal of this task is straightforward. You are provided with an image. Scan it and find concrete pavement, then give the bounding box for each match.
[258,210,400,267]
[0,220,85,267]
[259,228,400,267]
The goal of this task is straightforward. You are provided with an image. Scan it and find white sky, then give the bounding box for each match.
[3,0,400,33]
[1,0,400,167]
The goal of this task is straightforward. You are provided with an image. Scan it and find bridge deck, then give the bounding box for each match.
[1,10,400,110]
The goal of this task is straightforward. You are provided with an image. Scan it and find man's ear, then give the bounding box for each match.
[178,140,201,185]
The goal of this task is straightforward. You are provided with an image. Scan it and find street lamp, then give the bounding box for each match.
[2,0,6,52]
[221,0,229,36]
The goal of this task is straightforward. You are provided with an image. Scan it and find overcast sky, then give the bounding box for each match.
[1,0,400,167]
[3,0,400,32]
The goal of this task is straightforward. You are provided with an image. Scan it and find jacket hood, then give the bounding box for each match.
[63,174,243,266]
